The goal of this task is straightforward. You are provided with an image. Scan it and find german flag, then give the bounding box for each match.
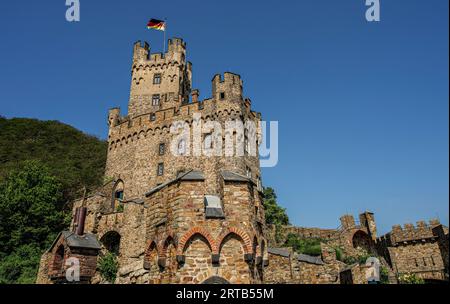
[147,19,166,31]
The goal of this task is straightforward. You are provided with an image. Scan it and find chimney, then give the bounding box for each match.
[76,207,87,236]
[191,89,200,103]
[73,207,80,232]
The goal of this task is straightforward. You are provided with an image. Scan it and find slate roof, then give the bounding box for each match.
[145,170,205,197]
[268,247,290,258]
[268,248,325,265]
[221,170,251,182]
[178,170,205,181]
[48,231,102,252]
[297,253,324,265]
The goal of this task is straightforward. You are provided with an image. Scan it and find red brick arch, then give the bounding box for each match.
[216,227,252,255]
[144,240,159,258]
[177,227,218,255]
[143,240,160,270]
[160,233,177,259]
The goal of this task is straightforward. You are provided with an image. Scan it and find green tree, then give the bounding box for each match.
[263,187,290,226]
[0,244,42,284]
[0,117,107,203]
[0,161,69,283]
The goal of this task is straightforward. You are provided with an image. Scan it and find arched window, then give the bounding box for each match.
[112,180,125,209]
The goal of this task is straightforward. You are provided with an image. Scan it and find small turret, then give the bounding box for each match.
[191,89,200,103]
[359,211,377,240]
[212,72,243,102]
[132,40,150,63]
[340,214,355,229]
[166,38,186,62]
[108,108,121,128]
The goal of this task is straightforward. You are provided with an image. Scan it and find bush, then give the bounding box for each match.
[97,252,119,283]
[380,266,390,284]
[341,250,371,265]
[284,233,323,256]
[116,204,124,213]
[334,247,343,261]
[398,273,425,284]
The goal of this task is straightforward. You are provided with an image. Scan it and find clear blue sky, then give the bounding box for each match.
[0,0,448,234]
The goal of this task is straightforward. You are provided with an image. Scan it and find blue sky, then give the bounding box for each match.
[0,0,448,234]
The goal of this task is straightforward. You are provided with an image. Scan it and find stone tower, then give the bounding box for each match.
[127,39,192,118]
[37,37,267,284]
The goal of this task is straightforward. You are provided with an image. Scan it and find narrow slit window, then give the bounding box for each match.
[159,143,165,155]
[157,163,164,176]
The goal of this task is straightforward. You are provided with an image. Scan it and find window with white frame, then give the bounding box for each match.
[153,73,161,85]
[152,94,160,106]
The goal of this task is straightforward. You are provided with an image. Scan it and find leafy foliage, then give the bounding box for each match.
[341,252,372,265]
[333,246,343,261]
[0,161,69,254]
[97,252,119,283]
[0,161,70,283]
[0,117,107,202]
[380,266,390,284]
[116,203,124,213]
[263,187,289,226]
[0,117,108,284]
[0,244,42,284]
[284,233,323,256]
[398,273,425,284]
[263,187,290,244]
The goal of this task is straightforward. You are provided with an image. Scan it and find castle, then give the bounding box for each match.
[36,38,448,284]
[37,38,266,284]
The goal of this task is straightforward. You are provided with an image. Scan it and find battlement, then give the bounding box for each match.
[390,219,441,244]
[167,37,186,53]
[107,93,260,147]
[212,72,243,102]
[132,38,186,65]
[133,40,150,62]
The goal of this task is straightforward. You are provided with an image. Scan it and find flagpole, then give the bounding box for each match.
[163,18,167,54]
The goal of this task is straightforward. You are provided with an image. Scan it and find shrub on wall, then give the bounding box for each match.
[380,266,390,284]
[398,273,425,284]
[284,233,323,256]
[97,252,119,283]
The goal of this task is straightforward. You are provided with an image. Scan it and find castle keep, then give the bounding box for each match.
[36,38,448,284]
[37,38,267,284]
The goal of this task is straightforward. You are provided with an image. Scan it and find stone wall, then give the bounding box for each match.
[388,242,445,280]
[265,246,344,284]
[264,250,294,283]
